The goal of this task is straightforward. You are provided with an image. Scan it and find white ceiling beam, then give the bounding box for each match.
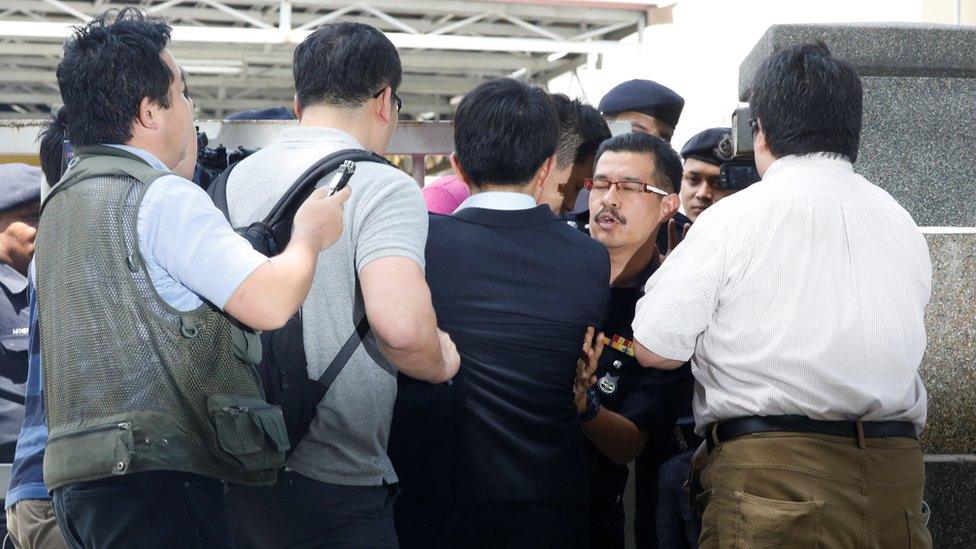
[0,21,637,54]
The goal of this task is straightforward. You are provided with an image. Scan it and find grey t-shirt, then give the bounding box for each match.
[226,127,428,486]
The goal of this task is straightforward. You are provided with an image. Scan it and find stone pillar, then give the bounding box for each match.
[739,24,976,548]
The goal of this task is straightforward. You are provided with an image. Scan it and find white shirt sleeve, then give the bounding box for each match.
[138,175,268,311]
[631,218,728,361]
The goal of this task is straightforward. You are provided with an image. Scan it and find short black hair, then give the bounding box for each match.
[294,22,402,110]
[38,108,69,185]
[453,78,558,188]
[750,42,863,162]
[594,132,682,193]
[57,8,173,146]
[550,95,612,170]
[576,103,612,164]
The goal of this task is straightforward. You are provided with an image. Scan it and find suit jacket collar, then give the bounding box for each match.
[450,205,559,228]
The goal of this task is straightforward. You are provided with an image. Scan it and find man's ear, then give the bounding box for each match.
[374,88,393,125]
[536,155,555,187]
[135,96,160,131]
[450,153,472,187]
[660,193,680,221]
[293,94,303,120]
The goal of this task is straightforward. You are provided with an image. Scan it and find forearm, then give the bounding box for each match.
[375,319,448,383]
[582,408,648,465]
[223,234,319,331]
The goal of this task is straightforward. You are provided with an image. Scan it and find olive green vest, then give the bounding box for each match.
[35,146,288,490]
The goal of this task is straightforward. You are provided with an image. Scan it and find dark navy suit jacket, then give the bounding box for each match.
[390,205,609,505]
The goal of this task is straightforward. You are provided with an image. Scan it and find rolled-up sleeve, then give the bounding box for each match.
[632,221,727,361]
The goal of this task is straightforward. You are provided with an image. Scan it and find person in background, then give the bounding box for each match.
[541,94,612,217]
[598,79,684,143]
[0,164,42,548]
[3,112,68,549]
[422,174,469,215]
[679,128,741,222]
[575,132,693,549]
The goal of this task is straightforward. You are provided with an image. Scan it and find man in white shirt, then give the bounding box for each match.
[631,42,932,548]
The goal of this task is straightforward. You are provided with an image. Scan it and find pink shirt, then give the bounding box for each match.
[422,175,470,215]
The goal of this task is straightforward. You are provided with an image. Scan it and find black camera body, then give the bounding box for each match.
[717,107,761,191]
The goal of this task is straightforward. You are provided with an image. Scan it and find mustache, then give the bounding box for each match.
[594,208,627,225]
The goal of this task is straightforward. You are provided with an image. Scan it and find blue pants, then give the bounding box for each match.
[52,471,231,549]
[656,450,701,549]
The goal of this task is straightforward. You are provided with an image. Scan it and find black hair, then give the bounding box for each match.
[594,132,682,193]
[549,95,611,170]
[38,108,69,185]
[293,22,402,110]
[749,42,862,162]
[56,8,174,146]
[453,78,558,188]
[575,103,612,164]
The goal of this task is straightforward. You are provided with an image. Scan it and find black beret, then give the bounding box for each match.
[0,164,41,213]
[680,127,733,166]
[598,79,685,128]
[225,107,295,121]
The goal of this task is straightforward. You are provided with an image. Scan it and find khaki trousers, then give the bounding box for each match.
[5,500,65,549]
[698,431,932,549]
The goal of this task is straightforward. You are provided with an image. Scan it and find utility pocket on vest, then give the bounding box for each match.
[208,394,290,471]
[45,420,135,486]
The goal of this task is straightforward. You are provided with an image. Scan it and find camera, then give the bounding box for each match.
[717,107,761,190]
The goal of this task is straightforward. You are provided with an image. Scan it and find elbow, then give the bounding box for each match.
[374,320,426,354]
[607,446,642,465]
[238,307,293,332]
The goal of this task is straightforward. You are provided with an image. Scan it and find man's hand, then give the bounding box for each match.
[291,186,351,251]
[574,327,605,413]
[663,218,692,262]
[437,329,461,382]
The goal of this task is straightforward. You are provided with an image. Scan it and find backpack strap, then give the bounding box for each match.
[262,149,390,228]
[315,315,372,390]
[207,160,237,221]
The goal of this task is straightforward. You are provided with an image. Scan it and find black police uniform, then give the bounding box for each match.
[586,255,694,549]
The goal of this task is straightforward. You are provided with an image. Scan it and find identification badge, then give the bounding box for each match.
[598,373,619,395]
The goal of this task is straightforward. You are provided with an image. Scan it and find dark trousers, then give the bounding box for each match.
[51,471,231,549]
[656,449,701,549]
[634,437,680,549]
[395,501,588,549]
[225,470,398,549]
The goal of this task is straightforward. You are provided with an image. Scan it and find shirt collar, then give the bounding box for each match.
[0,262,27,295]
[454,192,537,213]
[762,152,854,181]
[105,144,169,171]
[276,127,365,149]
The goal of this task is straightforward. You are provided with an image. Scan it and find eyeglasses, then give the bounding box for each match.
[373,87,402,112]
[583,178,670,197]
[748,117,759,133]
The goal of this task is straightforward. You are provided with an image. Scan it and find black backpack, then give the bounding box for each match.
[208,149,391,454]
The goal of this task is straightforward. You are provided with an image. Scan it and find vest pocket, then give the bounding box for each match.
[733,490,824,548]
[208,394,289,471]
[45,420,135,486]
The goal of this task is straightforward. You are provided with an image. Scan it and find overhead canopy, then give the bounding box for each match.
[0,0,663,119]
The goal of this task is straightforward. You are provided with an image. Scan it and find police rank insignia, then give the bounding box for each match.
[598,373,619,395]
[600,334,636,357]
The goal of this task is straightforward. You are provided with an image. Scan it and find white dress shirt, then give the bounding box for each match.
[632,154,931,435]
[454,191,537,212]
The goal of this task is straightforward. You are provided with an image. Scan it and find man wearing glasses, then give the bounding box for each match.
[224,22,458,548]
[576,132,695,549]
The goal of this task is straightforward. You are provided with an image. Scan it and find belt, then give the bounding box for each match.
[706,415,917,451]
